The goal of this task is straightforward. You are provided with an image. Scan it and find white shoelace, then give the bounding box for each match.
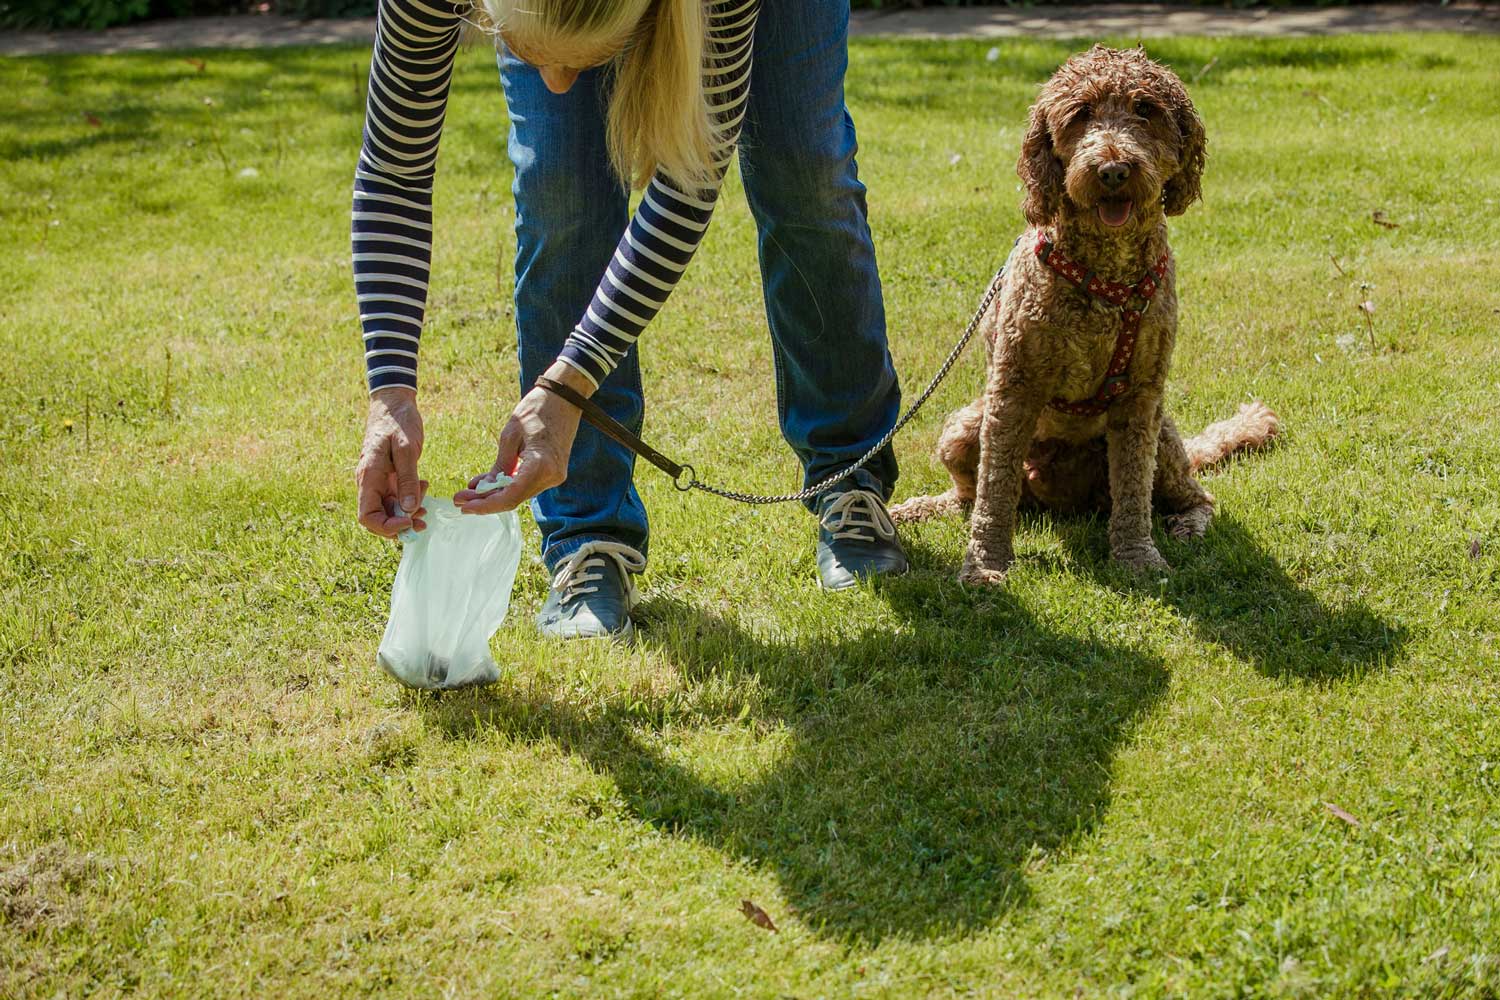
[819,489,897,543]
[551,541,646,607]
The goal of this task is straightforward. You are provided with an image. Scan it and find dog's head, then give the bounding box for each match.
[1018,45,1206,231]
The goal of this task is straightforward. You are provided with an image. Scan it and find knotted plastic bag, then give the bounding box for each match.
[376,475,521,690]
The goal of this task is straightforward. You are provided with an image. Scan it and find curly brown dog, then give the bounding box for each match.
[891,46,1279,583]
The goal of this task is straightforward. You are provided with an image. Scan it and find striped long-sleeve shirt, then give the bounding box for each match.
[354,0,759,394]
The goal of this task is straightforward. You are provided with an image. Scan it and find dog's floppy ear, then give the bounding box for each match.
[1018,102,1064,226]
[1163,100,1206,216]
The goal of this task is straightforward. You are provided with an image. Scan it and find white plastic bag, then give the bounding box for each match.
[376,475,522,690]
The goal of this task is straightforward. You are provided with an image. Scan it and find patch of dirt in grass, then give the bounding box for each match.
[0,842,107,933]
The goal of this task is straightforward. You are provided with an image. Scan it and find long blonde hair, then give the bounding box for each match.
[478,0,719,192]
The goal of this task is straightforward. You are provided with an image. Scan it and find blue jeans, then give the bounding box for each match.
[500,0,900,570]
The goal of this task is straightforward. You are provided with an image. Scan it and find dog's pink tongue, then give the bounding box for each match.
[1097,199,1134,227]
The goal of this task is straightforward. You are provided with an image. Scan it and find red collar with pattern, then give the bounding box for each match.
[1034,231,1170,416]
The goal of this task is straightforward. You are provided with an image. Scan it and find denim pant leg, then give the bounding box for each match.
[738,0,901,511]
[499,50,651,568]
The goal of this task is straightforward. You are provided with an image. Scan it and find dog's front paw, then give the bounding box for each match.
[1112,543,1171,574]
[1167,503,1214,540]
[958,564,1008,587]
[959,550,1012,587]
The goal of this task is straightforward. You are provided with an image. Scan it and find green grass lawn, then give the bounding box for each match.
[3,29,1499,998]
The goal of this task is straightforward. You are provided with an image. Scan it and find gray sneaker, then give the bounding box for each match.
[536,541,646,641]
[815,488,909,590]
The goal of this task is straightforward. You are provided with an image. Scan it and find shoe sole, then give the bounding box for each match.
[535,617,636,643]
[817,562,910,591]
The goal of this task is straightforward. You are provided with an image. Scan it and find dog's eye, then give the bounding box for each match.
[1134,100,1157,118]
[1067,106,1092,127]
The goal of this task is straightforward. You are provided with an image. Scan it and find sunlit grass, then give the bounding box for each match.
[2,31,1498,998]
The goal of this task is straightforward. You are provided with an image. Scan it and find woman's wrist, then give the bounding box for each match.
[541,359,598,399]
[371,385,418,407]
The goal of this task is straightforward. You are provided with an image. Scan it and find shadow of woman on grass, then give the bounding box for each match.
[421,555,1167,943]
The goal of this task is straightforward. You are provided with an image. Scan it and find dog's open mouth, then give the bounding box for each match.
[1096,197,1134,228]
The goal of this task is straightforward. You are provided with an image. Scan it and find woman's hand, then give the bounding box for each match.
[455,361,589,514]
[356,386,429,538]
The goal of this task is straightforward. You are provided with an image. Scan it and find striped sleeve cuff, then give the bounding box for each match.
[557,340,606,390]
[367,361,419,394]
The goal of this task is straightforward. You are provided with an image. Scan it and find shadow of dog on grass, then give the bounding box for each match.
[1037,512,1407,682]
[421,584,1167,944]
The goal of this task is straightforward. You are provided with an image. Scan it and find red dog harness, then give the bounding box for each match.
[1034,232,1170,416]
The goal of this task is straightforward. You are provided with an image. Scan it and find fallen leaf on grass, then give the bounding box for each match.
[1469,537,1483,560]
[83,112,101,127]
[739,899,778,932]
[1423,946,1450,964]
[185,58,206,72]
[1324,802,1360,827]
[1372,210,1400,229]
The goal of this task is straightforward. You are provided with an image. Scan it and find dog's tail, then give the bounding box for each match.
[890,489,971,524]
[1184,401,1281,473]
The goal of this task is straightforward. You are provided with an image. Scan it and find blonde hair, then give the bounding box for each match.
[478,0,719,192]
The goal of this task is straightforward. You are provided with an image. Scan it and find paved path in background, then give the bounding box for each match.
[1,2,1495,57]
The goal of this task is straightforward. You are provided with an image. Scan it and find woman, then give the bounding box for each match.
[354,0,907,640]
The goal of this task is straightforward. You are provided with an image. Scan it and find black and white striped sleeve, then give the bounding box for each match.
[556,0,759,388]
[353,0,759,394]
[353,0,463,394]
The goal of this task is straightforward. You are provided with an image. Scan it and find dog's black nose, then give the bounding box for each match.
[1098,161,1131,190]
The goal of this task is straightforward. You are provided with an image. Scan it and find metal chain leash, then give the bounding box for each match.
[683,260,1011,505]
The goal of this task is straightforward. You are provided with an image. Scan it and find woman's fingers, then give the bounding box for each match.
[457,423,530,505]
[356,391,425,538]
[455,384,577,514]
[455,468,506,505]
[359,493,413,538]
[458,454,559,514]
[496,421,523,478]
[356,461,408,538]
[457,479,529,515]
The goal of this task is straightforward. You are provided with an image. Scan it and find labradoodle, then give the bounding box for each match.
[891,45,1279,583]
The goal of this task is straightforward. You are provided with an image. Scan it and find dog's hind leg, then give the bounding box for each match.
[1156,415,1215,540]
[890,490,969,523]
[890,400,984,524]
[937,399,985,502]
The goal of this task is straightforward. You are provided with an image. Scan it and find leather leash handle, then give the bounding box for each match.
[534,376,695,490]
